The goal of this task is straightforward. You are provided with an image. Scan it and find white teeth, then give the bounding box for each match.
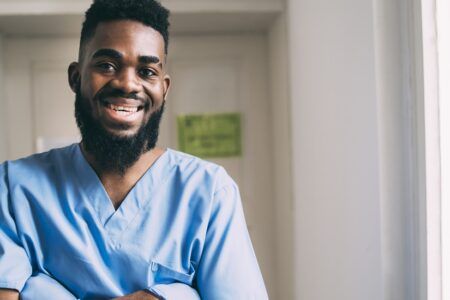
[108,104,139,113]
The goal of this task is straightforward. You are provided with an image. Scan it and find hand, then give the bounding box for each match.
[112,290,160,300]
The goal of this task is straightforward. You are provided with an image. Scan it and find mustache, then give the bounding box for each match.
[95,88,146,103]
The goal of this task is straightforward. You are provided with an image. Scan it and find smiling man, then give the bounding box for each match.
[0,0,267,299]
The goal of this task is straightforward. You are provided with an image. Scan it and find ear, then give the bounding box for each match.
[163,74,171,101]
[68,62,80,93]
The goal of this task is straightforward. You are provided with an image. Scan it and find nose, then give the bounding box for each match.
[110,68,141,94]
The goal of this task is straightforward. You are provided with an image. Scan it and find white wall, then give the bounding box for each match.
[286,0,420,299]
[287,0,383,297]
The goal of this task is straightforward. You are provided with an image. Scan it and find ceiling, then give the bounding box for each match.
[0,12,278,37]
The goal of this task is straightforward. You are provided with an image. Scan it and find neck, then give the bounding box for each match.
[80,142,165,209]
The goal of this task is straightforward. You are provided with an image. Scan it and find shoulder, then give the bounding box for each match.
[2,144,77,184]
[165,149,236,193]
[166,149,222,174]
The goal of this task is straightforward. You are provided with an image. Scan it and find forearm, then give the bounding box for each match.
[0,289,19,300]
[114,282,200,300]
[114,284,200,300]
[147,283,200,300]
[113,290,159,300]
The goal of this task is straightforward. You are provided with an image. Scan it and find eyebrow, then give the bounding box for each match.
[139,56,161,65]
[92,48,123,60]
[92,48,161,66]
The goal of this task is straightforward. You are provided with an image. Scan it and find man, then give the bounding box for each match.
[0,0,268,299]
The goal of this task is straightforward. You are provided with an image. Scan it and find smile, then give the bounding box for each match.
[107,103,140,113]
[99,100,146,123]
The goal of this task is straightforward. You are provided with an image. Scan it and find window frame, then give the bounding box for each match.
[416,0,449,298]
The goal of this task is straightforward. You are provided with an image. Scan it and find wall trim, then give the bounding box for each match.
[0,34,8,162]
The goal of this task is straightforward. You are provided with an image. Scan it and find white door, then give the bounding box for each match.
[4,33,276,297]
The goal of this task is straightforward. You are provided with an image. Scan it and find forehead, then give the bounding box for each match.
[82,20,165,62]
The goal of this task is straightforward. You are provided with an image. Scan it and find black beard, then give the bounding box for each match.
[74,90,164,175]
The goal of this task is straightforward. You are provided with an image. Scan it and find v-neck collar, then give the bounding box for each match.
[70,143,175,237]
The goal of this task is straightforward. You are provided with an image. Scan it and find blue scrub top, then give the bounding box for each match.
[0,144,267,299]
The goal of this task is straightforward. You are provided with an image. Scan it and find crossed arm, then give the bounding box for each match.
[0,282,160,300]
[0,274,194,300]
[0,289,159,300]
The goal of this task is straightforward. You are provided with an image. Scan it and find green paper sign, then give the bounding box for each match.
[177,113,242,158]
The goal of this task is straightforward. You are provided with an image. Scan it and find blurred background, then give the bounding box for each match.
[0,0,448,299]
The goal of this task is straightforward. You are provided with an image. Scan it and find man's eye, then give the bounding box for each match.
[139,68,155,77]
[97,63,116,72]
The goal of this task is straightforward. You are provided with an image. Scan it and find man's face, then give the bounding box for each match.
[68,20,170,173]
[70,20,170,138]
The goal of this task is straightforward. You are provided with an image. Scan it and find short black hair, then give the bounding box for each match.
[80,0,170,56]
